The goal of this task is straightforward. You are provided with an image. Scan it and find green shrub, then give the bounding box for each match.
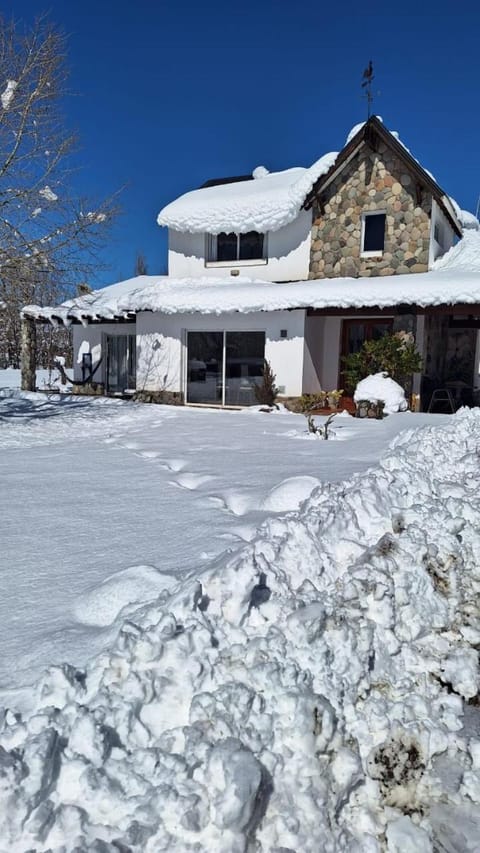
[298,392,327,412]
[343,332,422,392]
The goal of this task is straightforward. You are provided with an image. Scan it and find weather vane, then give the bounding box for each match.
[361,60,375,119]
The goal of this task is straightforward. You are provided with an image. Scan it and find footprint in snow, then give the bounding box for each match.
[209,491,254,517]
[171,472,216,490]
[162,458,187,472]
[218,524,257,542]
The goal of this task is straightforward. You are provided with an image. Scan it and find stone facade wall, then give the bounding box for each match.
[309,142,432,278]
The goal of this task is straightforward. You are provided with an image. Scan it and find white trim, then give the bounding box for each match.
[315,141,364,196]
[205,258,268,268]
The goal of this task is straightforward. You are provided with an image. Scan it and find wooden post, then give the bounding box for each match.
[20,316,37,391]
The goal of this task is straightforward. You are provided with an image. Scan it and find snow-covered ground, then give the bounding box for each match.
[2,387,479,851]
[0,367,67,391]
[1,389,446,708]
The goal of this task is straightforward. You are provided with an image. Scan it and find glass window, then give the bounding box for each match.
[363,213,386,253]
[208,232,265,262]
[239,231,264,260]
[216,232,238,262]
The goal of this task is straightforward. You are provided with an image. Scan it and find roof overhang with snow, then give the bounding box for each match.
[156,154,339,235]
[21,231,480,326]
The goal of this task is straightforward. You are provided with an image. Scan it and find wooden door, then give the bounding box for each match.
[340,318,394,391]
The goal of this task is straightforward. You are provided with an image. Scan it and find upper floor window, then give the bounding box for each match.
[207,231,265,263]
[361,212,386,256]
[434,222,444,246]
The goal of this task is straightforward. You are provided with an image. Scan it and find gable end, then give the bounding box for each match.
[305,116,462,238]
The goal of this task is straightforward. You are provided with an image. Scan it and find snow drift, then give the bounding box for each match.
[1,410,480,851]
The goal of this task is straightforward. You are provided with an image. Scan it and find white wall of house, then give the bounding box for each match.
[136,309,306,398]
[315,317,342,391]
[303,315,325,393]
[167,209,312,282]
[72,323,136,383]
[429,199,456,267]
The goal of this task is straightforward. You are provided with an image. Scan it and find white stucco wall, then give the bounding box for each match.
[136,310,306,398]
[429,199,455,267]
[167,209,312,282]
[302,315,324,393]
[72,323,136,383]
[319,317,342,391]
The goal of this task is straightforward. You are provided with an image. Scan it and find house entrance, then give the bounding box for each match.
[340,318,394,391]
[105,334,136,393]
[186,331,265,406]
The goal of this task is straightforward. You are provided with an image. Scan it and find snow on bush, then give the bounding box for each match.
[354,371,408,414]
[1,411,480,851]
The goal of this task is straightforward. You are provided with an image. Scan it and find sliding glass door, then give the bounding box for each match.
[186,332,223,404]
[106,334,136,393]
[186,331,265,406]
[224,331,265,405]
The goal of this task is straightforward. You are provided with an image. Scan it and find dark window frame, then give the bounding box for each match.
[361,212,386,255]
[206,231,266,263]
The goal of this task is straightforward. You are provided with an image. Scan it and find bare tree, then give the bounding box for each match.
[134,251,148,276]
[0,15,118,367]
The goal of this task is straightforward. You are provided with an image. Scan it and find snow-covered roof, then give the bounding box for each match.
[23,230,480,325]
[157,153,338,235]
[157,116,464,237]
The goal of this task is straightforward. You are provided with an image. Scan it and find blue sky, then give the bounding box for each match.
[9,0,480,285]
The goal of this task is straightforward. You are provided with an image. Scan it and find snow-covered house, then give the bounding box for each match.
[23,116,480,408]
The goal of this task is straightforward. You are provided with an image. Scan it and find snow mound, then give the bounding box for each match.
[2,411,480,851]
[262,475,320,512]
[354,372,408,414]
[157,152,338,235]
[73,564,179,627]
[459,208,479,231]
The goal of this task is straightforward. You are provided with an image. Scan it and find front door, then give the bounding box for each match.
[340,318,394,391]
[106,335,136,393]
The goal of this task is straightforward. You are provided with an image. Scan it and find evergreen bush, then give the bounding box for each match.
[254,359,279,406]
[343,332,422,392]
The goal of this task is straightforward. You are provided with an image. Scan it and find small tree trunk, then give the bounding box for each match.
[20,317,37,391]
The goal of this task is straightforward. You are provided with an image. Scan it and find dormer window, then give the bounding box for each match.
[207,231,265,264]
[361,212,386,256]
